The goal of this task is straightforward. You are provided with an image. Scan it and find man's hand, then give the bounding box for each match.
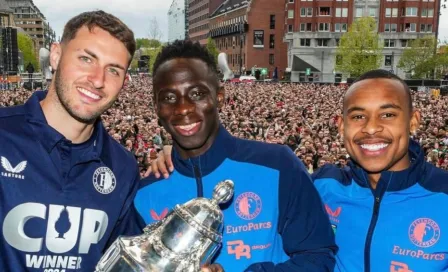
[150,145,174,179]
[201,264,224,272]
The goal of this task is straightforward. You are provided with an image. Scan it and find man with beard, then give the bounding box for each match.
[0,11,144,271]
[135,40,337,272]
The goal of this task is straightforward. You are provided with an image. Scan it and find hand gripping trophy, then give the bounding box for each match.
[95,180,234,272]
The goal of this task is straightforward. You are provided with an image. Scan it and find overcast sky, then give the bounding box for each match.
[34,0,448,42]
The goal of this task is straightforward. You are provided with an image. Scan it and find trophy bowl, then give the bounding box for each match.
[95,180,234,272]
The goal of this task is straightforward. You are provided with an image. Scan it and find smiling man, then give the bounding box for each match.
[313,70,448,272]
[0,11,144,271]
[135,40,337,272]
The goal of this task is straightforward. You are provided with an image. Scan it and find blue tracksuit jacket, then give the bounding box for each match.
[0,91,144,272]
[135,125,337,271]
[313,140,448,272]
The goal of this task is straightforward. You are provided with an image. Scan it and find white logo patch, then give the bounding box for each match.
[93,167,116,194]
[1,156,27,179]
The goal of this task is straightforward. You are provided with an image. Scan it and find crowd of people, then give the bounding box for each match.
[1,77,447,174]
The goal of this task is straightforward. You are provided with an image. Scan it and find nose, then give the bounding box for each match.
[87,66,105,89]
[361,117,383,135]
[174,97,195,116]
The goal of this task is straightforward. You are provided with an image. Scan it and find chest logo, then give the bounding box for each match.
[1,156,27,179]
[93,167,116,194]
[234,192,262,220]
[409,218,440,248]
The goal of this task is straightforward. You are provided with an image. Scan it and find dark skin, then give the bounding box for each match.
[338,78,421,189]
[153,58,224,271]
[153,58,224,160]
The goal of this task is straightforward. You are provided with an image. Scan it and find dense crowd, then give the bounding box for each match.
[1,76,447,176]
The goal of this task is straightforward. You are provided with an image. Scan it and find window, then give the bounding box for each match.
[306,23,312,31]
[300,23,306,31]
[356,8,363,17]
[288,10,294,18]
[369,8,376,17]
[318,23,330,32]
[385,55,393,66]
[307,8,313,16]
[300,39,311,47]
[269,34,275,49]
[385,24,397,32]
[384,39,395,48]
[335,39,340,46]
[316,39,329,47]
[288,24,293,33]
[420,24,433,33]
[270,15,275,29]
[301,7,313,16]
[269,54,275,65]
[335,23,347,32]
[319,7,331,16]
[404,7,418,16]
[421,9,434,17]
[403,23,416,32]
[401,39,413,48]
[335,8,348,17]
[289,0,294,2]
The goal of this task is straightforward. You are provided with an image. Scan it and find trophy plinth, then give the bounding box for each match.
[95,180,234,272]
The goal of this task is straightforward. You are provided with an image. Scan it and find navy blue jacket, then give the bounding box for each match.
[313,140,448,272]
[136,125,337,271]
[0,92,144,272]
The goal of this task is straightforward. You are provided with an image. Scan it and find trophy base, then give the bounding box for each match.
[96,236,182,272]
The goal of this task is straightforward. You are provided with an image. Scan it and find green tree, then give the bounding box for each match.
[17,32,39,72]
[335,17,382,78]
[206,37,219,63]
[398,36,439,79]
[139,47,162,73]
[136,38,161,49]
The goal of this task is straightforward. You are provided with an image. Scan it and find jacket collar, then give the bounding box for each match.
[25,91,105,160]
[172,124,235,177]
[349,139,427,193]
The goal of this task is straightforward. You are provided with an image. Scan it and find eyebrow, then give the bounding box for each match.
[347,103,402,114]
[84,49,125,70]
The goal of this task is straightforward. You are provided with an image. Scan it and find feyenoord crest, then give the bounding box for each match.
[93,167,116,194]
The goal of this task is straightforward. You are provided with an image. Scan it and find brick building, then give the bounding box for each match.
[285,0,441,82]
[209,0,288,79]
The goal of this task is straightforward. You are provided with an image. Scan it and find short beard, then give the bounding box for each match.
[54,67,117,124]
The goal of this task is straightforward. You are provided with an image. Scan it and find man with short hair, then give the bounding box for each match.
[314,70,448,271]
[136,40,337,272]
[0,11,144,271]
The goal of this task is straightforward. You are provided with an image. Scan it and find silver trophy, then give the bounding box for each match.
[95,180,234,272]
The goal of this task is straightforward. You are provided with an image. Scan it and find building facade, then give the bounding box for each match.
[285,0,441,82]
[188,0,210,44]
[168,0,187,42]
[209,0,288,79]
[5,0,55,51]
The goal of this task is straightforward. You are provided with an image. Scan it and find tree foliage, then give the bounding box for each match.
[17,32,39,72]
[335,17,382,78]
[206,37,219,63]
[397,36,440,79]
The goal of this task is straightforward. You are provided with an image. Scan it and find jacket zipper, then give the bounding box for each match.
[364,196,381,272]
[192,163,204,197]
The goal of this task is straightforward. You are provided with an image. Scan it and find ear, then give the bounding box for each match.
[217,85,225,109]
[410,110,421,135]
[50,43,62,72]
[337,115,344,139]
